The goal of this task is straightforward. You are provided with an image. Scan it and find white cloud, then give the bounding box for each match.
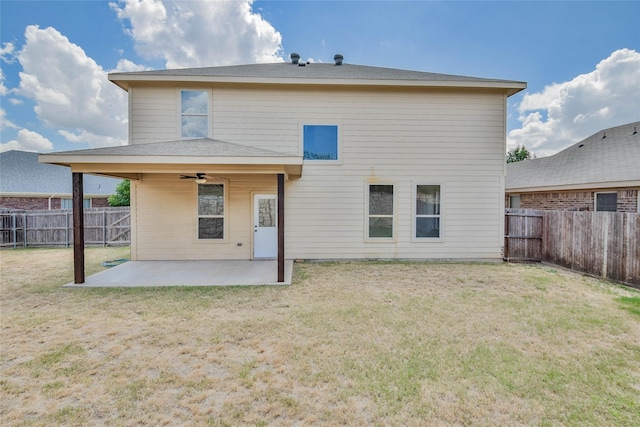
[0,128,53,153]
[114,58,152,72]
[15,25,130,148]
[110,0,284,68]
[0,67,8,96]
[0,108,18,130]
[0,42,15,62]
[508,48,640,157]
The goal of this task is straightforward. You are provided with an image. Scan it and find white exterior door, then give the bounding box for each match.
[254,194,278,258]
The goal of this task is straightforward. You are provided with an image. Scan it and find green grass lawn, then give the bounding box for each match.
[1,247,639,426]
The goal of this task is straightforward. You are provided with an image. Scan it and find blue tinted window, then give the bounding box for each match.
[303,125,338,160]
[181,90,208,138]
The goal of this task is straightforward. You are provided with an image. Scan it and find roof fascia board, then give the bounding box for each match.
[41,154,303,166]
[506,181,640,193]
[63,162,293,174]
[109,74,526,96]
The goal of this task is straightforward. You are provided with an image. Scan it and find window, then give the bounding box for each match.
[367,184,394,239]
[509,195,521,209]
[61,198,91,209]
[595,192,617,212]
[303,125,338,160]
[181,90,208,138]
[415,185,441,239]
[198,184,224,239]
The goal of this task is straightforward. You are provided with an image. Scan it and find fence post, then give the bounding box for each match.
[65,211,69,247]
[504,212,510,261]
[602,214,609,279]
[103,210,107,247]
[11,213,16,248]
[22,213,27,248]
[571,211,576,270]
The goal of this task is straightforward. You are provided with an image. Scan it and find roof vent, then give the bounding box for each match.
[334,54,344,65]
[602,131,607,139]
[290,53,300,65]
[633,126,638,135]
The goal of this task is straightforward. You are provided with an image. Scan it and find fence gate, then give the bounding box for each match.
[504,208,543,262]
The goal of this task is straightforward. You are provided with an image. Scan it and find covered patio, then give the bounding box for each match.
[39,139,303,286]
[63,259,294,287]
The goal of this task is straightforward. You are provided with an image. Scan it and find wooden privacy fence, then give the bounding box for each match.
[504,209,544,262]
[505,208,640,287]
[0,207,130,248]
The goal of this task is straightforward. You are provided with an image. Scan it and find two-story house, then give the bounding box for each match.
[41,54,526,283]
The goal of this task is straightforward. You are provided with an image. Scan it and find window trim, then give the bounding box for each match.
[509,194,521,209]
[195,180,228,243]
[412,182,444,242]
[594,191,617,212]
[364,182,396,242]
[61,198,91,210]
[179,89,211,140]
[300,123,342,164]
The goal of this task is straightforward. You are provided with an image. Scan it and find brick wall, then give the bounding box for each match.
[91,198,110,208]
[0,196,110,210]
[617,189,639,213]
[507,188,639,213]
[0,197,52,210]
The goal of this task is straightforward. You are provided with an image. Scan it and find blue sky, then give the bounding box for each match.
[1,0,639,156]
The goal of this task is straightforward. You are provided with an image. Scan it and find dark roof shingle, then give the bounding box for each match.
[1,150,121,195]
[506,121,640,190]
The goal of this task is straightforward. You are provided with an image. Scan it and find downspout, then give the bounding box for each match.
[48,194,54,210]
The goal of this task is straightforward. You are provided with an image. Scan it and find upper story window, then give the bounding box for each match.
[181,90,208,138]
[595,192,617,212]
[303,125,339,161]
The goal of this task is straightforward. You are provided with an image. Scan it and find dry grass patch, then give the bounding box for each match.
[2,249,640,426]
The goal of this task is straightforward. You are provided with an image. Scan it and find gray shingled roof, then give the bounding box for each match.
[109,62,526,96]
[1,150,121,195]
[46,138,298,158]
[110,62,522,84]
[506,121,640,191]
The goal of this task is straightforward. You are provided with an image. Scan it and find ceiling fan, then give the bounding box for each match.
[180,172,210,184]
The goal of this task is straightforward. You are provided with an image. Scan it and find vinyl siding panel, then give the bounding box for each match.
[133,174,276,260]
[130,86,178,144]
[128,83,507,260]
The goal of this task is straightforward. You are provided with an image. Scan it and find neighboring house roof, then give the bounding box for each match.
[1,150,121,197]
[506,121,640,192]
[109,61,526,96]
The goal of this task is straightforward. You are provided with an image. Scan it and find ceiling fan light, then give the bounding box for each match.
[195,178,207,184]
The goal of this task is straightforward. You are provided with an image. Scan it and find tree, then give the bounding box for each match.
[108,180,130,206]
[507,145,535,163]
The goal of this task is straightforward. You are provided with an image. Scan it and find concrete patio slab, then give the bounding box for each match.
[63,260,293,287]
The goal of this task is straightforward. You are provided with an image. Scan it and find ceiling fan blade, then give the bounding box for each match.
[180,175,197,179]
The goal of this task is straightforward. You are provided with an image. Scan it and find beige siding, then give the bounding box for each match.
[133,174,276,260]
[130,85,179,144]
[129,84,507,260]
